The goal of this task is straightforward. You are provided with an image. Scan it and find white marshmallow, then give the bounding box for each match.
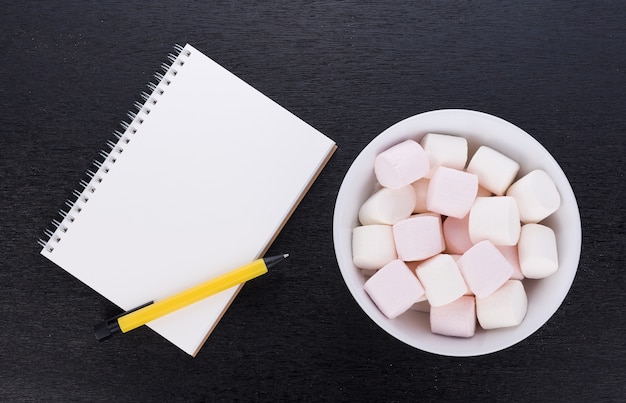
[358,185,416,225]
[469,196,521,246]
[364,260,426,319]
[476,280,527,329]
[393,213,444,261]
[430,296,476,338]
[420,133,468,178]
[411,178,430,213]
[456,240,514,299]
[374,140,430,189]
[352,225,397,270]
[466,146,520,195]
[518,223,559,279]
[506,169,561,223]
[415,254,467,307]
[427,166,478,218]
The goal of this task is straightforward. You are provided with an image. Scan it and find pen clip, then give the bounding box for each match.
[111,300,154,320]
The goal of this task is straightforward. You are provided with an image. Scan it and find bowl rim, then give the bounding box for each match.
[333,109,582,356]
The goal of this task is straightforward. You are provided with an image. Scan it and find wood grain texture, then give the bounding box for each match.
[1,1,624,401]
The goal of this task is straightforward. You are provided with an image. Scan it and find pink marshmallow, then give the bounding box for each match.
[495,245,524,280]
[442,215,474,254]
[393,213,444,261]
[430,296,476,338]
[364,259,426,319]
[427,166,478,218]
[374,140,429,189]
[456,240,514,299]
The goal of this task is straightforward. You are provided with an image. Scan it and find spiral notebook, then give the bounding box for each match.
[39,44,336,356]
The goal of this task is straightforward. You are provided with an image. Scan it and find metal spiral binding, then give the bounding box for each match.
[38,44,192,253]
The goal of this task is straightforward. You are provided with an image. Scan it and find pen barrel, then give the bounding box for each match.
[117,259,268,333]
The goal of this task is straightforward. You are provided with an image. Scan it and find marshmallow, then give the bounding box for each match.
[415,254,467,307]
[442,215,474,254]
[354,135,560,337]
[466,146,520,195]
[411,178,430,213]
[469,196,521,246]
[456,240,514,299]
[427,166,478,218]
[352,225,397,270]
[393,213,444,261]
[506,169,561,223]
[374,140,429,189]
[476,280,527,329]
[358,185,416,225]
[518,223,559,279]
[364,260,426,319]
[430,296,476,338]
[420,133,468,178]
[496,245,524,280]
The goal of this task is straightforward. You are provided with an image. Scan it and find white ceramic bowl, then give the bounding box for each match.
[333,109,581,356]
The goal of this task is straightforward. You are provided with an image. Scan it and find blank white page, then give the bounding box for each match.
[40,44,336,356]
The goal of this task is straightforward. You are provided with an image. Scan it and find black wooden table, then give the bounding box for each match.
[1,1,624,401]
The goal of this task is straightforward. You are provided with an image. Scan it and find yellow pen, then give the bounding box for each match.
[93,254,288,341]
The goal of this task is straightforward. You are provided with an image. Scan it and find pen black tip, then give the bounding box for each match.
[263,254,289,269]
[93,319,121,341]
